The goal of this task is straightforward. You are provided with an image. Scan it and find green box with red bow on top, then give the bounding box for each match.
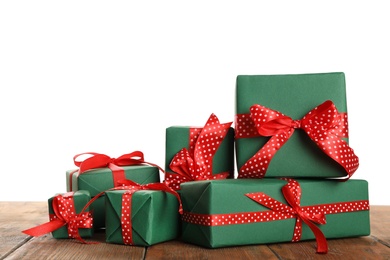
[22,190,94,241]
[66,151,161,228]
[235,72,359,179]
[180,178,370,253]
[164,113,235,191]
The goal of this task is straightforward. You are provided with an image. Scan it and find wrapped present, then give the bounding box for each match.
[105,180,182,246]
[22,190,93,242]
[235,72,359,179]
[164,113,235,190]
[66,151,161,228]
[180,178,370,253]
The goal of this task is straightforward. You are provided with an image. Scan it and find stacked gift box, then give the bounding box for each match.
[22,72,369,254]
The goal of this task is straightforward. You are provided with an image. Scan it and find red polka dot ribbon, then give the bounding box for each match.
[182,179,369,254]
[22,192,93,243]
[235,100,359,179]
[68,151,164,191]
[103,179,183,245]
[165,114,232,190]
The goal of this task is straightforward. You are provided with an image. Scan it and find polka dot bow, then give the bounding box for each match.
[22,192,93,243]
[246,179,328,254]
[238,100,359,179]
[165,114,232,190]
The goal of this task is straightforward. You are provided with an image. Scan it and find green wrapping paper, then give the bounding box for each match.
[105,190,180,246]
[66,165,160,228]
[48,190,93,239]
[180,179,370,250]
[235,72,354,178]
[164,114,235,190]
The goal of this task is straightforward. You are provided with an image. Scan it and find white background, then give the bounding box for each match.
[1,1,389,205]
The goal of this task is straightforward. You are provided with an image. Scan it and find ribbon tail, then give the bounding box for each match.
[22,219,65,237]
[301,218,328,254]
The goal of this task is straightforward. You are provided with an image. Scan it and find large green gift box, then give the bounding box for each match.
[48,190,94,239]
[164,114,235,190]
[105,189,180,246]
[66,165,160,228]
[180,179,370,252]
[235,72,359,179]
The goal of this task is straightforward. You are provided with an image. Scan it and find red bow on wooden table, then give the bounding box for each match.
[22,192,93,243]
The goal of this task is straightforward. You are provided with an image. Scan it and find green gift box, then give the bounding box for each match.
[235,72,358,178]
[48,190,94,239]
[66,165,160,228]
[180,179,370,252]
[105,189,180,246]
[164,114,235,190]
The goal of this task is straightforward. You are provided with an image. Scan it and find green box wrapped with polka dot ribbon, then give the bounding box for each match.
[48,190,94,239]
[105,189,180,246]
[180,178,370,253]
[235,72,359,179]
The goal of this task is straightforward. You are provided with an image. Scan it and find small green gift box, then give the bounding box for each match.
[235,72,358,179]
[48,190,93,239]
[22,190,93,241]
[180,178,370,253]
[105,186,181,246]
[66,152,161,228]
[164,114,235,190]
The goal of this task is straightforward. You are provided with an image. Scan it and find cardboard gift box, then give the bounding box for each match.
[235,72,359,179]
[180,178,370,253]
[22,190,93,241]
[164,114,235,190]
[105,184,181,246]
[66,152,161,228]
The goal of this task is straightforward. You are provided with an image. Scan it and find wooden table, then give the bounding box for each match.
[1,202,389,259]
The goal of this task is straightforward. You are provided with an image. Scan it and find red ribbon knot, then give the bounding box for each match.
[246,179,328,254]
[292,119,301,129]
[238,100,359,179]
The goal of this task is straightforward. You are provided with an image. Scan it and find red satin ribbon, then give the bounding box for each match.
[165,114,232,190]
[22,192,93,243]
[236,100,359,179]
[80,179,183,245]
[69,151,164,190]
[247,179,328,253]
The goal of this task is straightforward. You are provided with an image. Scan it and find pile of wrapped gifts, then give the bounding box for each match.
[23,72,370,254]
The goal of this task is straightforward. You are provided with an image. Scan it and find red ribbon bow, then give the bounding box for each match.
[246,179,328,254]
[22,192,93,243]
[69,151,164,190]
[238,100,359,179]
[165,114,232,190]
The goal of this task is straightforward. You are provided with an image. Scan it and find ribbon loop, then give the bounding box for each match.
[238,100,358,179]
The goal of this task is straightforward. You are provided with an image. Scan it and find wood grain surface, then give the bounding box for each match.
[1,203,389,260]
